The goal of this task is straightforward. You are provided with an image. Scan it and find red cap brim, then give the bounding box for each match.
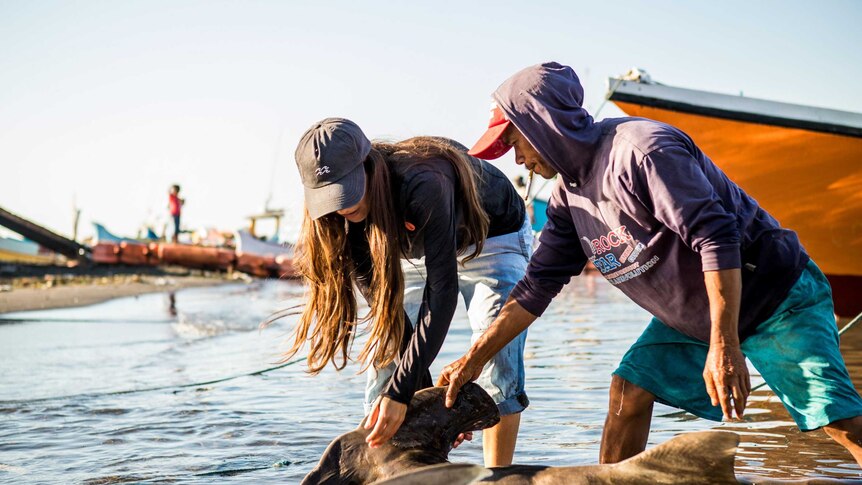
[467,120,512,160]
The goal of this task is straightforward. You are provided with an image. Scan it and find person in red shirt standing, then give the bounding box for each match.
[168,184,184,243]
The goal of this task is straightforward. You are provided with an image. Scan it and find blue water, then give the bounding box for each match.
[1,277,860,483]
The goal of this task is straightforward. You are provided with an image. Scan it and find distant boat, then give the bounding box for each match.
[92,222,138,244]
[88,223,296,279]
[605,70,862,317]
[0,206,88,262]
[0,237,55,264]
[235,229,293,258]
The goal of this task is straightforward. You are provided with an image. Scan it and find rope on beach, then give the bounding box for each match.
[0,357,305,405]
[750,310,862,393]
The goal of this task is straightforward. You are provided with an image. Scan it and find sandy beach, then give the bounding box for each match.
[0,265,240,315]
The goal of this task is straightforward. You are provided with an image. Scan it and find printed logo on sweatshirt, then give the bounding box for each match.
[582,225,658,284]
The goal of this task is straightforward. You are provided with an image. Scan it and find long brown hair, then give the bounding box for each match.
[281,136,490,373]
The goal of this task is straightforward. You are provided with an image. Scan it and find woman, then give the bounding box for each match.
[285,118,531,466]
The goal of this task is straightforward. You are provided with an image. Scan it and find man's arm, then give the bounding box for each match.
[702,268,750,420]
[632,146,749,418]
[438,179,585,408]
[438,296,537,408]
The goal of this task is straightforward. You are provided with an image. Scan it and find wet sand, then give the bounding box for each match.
[0,267,239,314]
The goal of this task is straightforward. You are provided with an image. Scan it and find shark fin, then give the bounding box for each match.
[370,463,490,485]
[612,430,739,484]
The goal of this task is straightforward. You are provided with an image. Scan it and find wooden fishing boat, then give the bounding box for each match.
[89,224,296,279]
[234,229,295,279]
[235,229,293,258]
[606,70,862,316]
[0,206,89,262]
[92,222,138,244]
[0,237,56,265]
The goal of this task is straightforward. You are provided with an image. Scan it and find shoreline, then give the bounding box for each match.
[0,265,243,315]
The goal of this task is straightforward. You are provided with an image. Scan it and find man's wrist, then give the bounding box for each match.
[464,342,493,371]
[463,347,483,368]
[709,331,740,349]
[710,334,740,346]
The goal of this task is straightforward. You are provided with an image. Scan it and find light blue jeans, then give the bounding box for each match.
[364,219,533,416]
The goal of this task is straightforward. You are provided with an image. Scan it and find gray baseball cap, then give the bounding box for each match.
[295,118,371,220]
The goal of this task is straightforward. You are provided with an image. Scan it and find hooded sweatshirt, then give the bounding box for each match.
[502,62,808,342]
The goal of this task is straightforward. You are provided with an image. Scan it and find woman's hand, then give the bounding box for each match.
[453,431,473,449]
[364,396,407,448]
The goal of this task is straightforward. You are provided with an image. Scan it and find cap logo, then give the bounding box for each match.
[314,166,331,177]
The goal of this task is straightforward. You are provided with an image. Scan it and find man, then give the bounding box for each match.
[168,184,184,243]
[438,62,862,465]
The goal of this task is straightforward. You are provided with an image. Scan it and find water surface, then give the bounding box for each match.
[1,276,860,483]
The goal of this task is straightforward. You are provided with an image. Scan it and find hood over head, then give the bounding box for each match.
[492,61,604,187]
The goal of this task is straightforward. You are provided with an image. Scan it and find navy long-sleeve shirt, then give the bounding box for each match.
[350,153,525,404]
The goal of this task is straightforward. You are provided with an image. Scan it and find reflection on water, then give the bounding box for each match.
[728,323,862,481]
[167,292,177,317]
[0,276,860,483]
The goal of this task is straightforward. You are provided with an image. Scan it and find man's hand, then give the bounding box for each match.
[364,396,407,448]
[437,356,484,408]
[703,341,750,420]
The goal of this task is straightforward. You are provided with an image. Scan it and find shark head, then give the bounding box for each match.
[301,383,500,484]
[389,383,501,457]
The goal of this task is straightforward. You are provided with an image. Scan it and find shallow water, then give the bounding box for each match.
[1,276,860,484]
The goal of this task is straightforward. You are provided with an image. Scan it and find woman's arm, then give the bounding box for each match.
[366,170,460,448]
[382,170,460,404]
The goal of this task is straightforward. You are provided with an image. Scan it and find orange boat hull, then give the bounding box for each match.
[91,243,121,265]
[118,242,159,266]
[158,244,235,270]
[91,241,297,279]
[236,252,296,279]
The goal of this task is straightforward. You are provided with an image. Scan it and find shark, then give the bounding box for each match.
[301,383,856,485]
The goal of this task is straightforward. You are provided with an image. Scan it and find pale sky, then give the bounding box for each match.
[2,0,860,241]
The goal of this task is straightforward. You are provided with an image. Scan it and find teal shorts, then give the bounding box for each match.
[614,260,862,431]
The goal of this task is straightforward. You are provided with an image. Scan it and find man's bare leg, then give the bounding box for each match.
[823,415,862,466]
[600,375,656,463]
